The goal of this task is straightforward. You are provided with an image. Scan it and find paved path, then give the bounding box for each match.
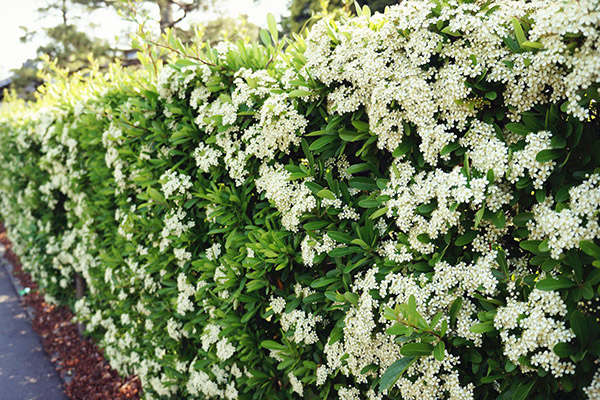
[0,265,66,400]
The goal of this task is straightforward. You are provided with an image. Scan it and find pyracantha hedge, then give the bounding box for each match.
[1,1,600,399]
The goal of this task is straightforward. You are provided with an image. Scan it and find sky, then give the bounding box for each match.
[0,0,290,79]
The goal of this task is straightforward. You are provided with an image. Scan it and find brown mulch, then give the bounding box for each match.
[0,223,141,400]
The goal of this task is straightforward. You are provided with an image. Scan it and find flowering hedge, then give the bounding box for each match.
[1,1,600,399]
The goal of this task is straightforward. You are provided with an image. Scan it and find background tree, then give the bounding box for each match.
[80,0,214,34]
[9,0,115,100]
[186,15,260,45]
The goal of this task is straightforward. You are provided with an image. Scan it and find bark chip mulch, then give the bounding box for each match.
[0,223,141,400]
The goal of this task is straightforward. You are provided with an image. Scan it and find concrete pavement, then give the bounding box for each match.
[0,264,66,400]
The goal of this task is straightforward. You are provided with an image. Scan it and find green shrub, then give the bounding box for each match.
[1,1,600,399]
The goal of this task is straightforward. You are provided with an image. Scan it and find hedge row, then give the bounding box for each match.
[1,1,600,399]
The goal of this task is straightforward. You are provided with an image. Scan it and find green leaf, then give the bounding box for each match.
[505,123,531,136]
[417,233,430,243]
[553,342,576,358]
[505,360,517,373]
[310,277,339,289]
[246,279,268,292]
[513,212,533,227]
[449,297,463,323]
[469,321,495,333]
[580,240,600,260]
[360,363,378,375]
[514,380,535,400]
[346,163,369,174]
[267,13,278,42]
[536,277,577,291]
[329,327,343,345]
[474,206,485,228]
[386,323,408,336]
[259,29,271,46]
[441,26,461,37]
[535,149,562,163]
[309,135,337,151]
[352,120,370,132]
[370,207,388,220]
[303,221,329,230]
[417,202,436,215]
[511,17,526,45]
[358,199,380,208]
[379,357,415,392]
[147,187,166,205]
[288,89,312,98]
[317,189,336,200]
[455,230,478,246]
[400,343,434,357]
[339,130,367,142]
[305,181,324,194]
[349,177,379,191]
[538,239,550,253]
[555,185,571,203]
[481,374,506,384]
[327,231,353,244]
[570,310,588,346]
[392,140,413,157]
[261,340,286,351]
[490,210,506,229]
[441,141,460,156]
[351,238,369,248]
[433,341,445,361]
[520,240,543,253]
[329,246,359,257]
[344,292,358,306]
[551,133,567,149]
[522,40,543,50]
[485,91,497,100]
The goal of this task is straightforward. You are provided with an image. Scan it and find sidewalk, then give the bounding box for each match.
[0,263,66,400]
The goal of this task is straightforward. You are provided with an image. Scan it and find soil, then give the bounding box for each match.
[0,223,141,400]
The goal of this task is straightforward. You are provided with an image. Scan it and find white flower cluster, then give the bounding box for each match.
[243,94,308,160]
[395,354,475,400]
[160,170,192,199]
[176,273,195,315]
[301,233,340,267]
[304,0,599,168]
[318,254,499,392]
[174,247,192,267]
[160,208,195,251]
[255,163,316,232]
[459,120,508,178]
[507,131,555,189]
[269,296,286,314]
[288,372,303,397]
[272,299,322,345]
[201,324,222,352]
[584,368,600,400]
[193,142,222,172]
[167,318,185,341]
[216,337,235,361]
[494,289,575,377]
[528,174,600,258]
[206,242,222,261]
[382,160,506,255]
